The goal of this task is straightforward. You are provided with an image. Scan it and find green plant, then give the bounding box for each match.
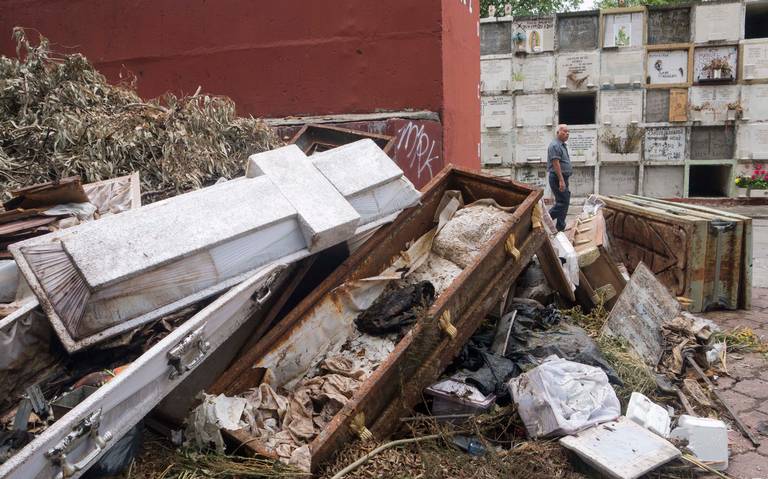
[480,0,584,18]
[735,164,768,190]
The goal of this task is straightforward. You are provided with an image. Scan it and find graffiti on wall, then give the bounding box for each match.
[394,121,441,186]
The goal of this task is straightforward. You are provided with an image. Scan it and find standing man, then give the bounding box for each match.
[547,124,572,231]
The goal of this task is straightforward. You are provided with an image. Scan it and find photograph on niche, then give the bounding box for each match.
[613,20,631,47]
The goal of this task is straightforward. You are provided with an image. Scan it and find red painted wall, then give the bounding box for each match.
[441,0,480,171]
[1,0,480,170]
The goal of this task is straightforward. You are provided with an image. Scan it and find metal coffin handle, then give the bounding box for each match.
[168,325,211,380]
[46,409,114,479]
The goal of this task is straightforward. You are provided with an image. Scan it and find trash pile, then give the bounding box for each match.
[0,29,280,203]
[1,33,763,479]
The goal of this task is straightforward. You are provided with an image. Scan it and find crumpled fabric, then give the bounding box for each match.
[184,394,247,453]
[240,357,363,472]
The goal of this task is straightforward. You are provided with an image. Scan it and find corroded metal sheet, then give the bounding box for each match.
[602,195,748,312]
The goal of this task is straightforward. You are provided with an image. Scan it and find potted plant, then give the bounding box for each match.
[735,165,768,197]
[701,57,733,81]
[726,101,743,121]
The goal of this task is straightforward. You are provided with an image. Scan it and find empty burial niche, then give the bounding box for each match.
[746,2,768,39]
[688,164,731,197]
[558,93,596,125]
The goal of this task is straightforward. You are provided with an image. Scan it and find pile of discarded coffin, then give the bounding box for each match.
[0,129,756,478]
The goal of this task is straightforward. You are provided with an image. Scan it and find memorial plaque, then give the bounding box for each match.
[742,40,768,80]
[669,88,688,122]
[481,131,513,166]
[557,52,599,90]
[570,166,596,197]
[481,21,512,55]
[647,8,691,45]
[515,126,552,163]
[512,16,555,53]
[646,89,670,122]
[515,165,550,193]
[481,59,512,93]
[567,128,598,164]
[647,50,689,85]
[600,164,639,195]
[515,94,554,127]
[557,14,599,51]
[600,50,645,85]
[689,85,740,122]
[693,3,741,43]
[644,127,686,162]
[690,126,735,160]
[600,90,643,125]
[742,84,768,121]
[481,95,513,132]
[737,123,768,160]
[643,166,685,197]
[603,12,644,48]
[693,46,738,83]
[516,55,556,92]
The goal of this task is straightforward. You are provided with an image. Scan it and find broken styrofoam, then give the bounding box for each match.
[626,392,671,437]
[508,356,621,438]
[12,141,420,352]
[552,231,579,288]
[560,417,681,479]
[669,415,729,471]
[185,393,248,453]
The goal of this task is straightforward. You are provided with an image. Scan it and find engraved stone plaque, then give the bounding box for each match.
[693,46,738,83]
[481,59,512,93]
[515,126,552,164]
[515,55,556,92]
[647,50,689,85]
[512,16,555,53]
[600,164,639,195]
[689,85,740,122]
[742,84,768,121]
[516,164,550,193]
[600,50,645,86]
[737,123,768,160]
[690,126,735,160]
[603,12,644,48]
[643,166,685,197]
[557,52,599,90]
[742,40,768,80]
[557,14,599,51]
[481,131,513,166]
[567,128,598,165]
[693,3,742,43]
[515,94,554,127]
[646,89,670,123]
[481,21,512,55]
[570,166,596,197]
[644,127,686,162]
[482,95,514,132]
[600,90,643,125]
[647,8,691,45]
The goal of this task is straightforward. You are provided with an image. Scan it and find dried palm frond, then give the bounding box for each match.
[1,28,281,203]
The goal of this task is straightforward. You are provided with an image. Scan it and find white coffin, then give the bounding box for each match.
[0,265,283,479]
[12,141,420,352]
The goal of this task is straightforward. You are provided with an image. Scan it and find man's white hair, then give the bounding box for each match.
[557,123,568,133]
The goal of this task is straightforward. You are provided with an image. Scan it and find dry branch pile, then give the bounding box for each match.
[0,28,281,202]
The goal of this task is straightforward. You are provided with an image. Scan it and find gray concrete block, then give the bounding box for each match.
[311,139,403,197]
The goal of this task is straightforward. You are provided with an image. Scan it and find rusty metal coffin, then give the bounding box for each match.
[210,166,544,471]
[601,195,750,312]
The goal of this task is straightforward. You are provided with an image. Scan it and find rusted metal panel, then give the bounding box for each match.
[602,195,748,312]
[212,166,543,470]
[288,124,396,156]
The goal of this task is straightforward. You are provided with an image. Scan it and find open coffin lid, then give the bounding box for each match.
[210,166,546,471]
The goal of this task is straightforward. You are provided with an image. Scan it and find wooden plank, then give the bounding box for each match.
[537,236,576,302]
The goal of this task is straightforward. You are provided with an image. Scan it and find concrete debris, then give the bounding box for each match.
[185,393,248,453]
[509,356,621,439]
[669,415,729,471]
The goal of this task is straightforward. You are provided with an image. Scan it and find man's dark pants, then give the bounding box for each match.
[548,172,571,232]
